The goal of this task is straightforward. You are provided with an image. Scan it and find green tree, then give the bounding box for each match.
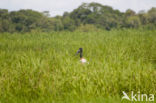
[147,7,156,24]
[10,9,43,32]
[52,18,64,31]
[0,9,11,32]
[126,16,141,28]
[62,16,76,31]
[138,11,148,25]
[125,9,136,17]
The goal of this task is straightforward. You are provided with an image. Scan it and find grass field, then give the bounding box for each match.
[0,29,156,103]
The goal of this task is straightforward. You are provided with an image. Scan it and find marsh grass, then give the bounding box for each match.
[0,29,156,103]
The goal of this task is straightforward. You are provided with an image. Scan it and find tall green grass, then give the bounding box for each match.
[0,29,156,103]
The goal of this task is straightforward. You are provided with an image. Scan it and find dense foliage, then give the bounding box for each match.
[0,2,156,32]
[0,30,156,103]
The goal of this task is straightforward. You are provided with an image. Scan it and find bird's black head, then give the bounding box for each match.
[79,48,83,53]
[76,48,83,58]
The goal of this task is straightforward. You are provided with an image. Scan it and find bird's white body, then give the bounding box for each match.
[80,58,89,64]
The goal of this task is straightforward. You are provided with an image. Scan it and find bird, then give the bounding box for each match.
[75,48,88,64]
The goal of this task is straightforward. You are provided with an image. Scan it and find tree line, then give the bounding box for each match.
[0,2,156,33]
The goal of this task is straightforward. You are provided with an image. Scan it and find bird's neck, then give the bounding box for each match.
[80,53,83,58]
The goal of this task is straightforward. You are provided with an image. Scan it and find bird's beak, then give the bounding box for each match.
[75,50,80,56]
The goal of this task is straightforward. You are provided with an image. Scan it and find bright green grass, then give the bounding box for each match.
[0,29,156,103]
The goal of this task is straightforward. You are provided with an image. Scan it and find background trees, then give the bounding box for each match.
[0,2,156,33]
[147,8,156,25]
